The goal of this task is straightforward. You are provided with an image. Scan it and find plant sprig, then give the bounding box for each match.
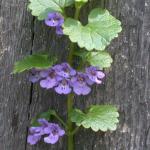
[14,0,122,149]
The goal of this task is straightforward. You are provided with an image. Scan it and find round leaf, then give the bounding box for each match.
[71,105,119,132]
[87,51,113,69]
[63,8,122,51]
[28,0,75,20]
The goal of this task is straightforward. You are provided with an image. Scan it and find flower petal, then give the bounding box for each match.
[55,84,71,95]
[40,77,57,89]
[58,129,65,136]
[29,75,40,83]
[97,71,105,79]
[27,135,41,145]
[73,85,91,95]
[38,118,49,126]
[44,134,59,144]
[40,70,49,78]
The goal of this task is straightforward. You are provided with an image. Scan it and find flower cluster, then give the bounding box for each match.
[45,12,64,35]
[27,119,65,145]
[29,63,105,95]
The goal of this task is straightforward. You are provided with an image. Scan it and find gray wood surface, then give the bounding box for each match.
[0,0,150,150]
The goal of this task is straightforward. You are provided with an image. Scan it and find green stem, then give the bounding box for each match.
[71,126,80,135]
[67,5,82,150]
[67,94,74,150]
[54,114,68,129]
[74,5,81,20]
[67,5,81,65]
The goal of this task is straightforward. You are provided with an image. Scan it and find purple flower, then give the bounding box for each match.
[27,119,51,145]
[45,12,64,27]
[54,63,76,78]
[71,73,92,95]
[29,69,41,83]
[40,69,59,89]
[55,78,72,95]
[27,134,41,145]
[86,66,105,84]
[45,12,64,35]
[44,123,65,144]
[28,64,106,96]
[27,119,65,145]
[27,127,43,145]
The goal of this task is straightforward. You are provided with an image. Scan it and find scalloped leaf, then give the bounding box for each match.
[28,0,75,20]
[74,50,113,69]
[87,51,113,68]
[13,53,57,74]
[70,105,119,132]
[63,8,122,51]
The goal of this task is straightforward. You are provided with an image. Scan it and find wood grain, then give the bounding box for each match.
[0,0,149,150]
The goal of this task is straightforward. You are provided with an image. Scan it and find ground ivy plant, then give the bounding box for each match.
[13,0,122,149]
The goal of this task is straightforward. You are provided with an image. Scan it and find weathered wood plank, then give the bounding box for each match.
[27,0,150,150]
[0,0,34,149]
[75,0,150,150]
[0,0,149,150]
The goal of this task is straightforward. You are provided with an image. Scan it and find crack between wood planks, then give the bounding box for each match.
[25,16,36,150]
[145,125,150,149]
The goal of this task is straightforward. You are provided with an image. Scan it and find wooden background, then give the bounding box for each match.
[0,0,150,150]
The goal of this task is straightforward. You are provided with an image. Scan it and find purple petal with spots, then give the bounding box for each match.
[28,119,65,145]
[44,123,65,144]
[71,73,91,95]
[86,66,105,84]
[55,79,71,95]
[45,12,64,27]
[54,63,76,78]
[29,69,41,83]
[73,85,91,95]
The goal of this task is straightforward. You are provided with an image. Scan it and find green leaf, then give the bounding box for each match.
[28,0,75,20]
[74,50,113,69]
[73,49,89,59]
[70,105,119,132]
[87,51,113,69]
[31,109,56,126]
[13,53,57,74]
[63,8,122,51]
